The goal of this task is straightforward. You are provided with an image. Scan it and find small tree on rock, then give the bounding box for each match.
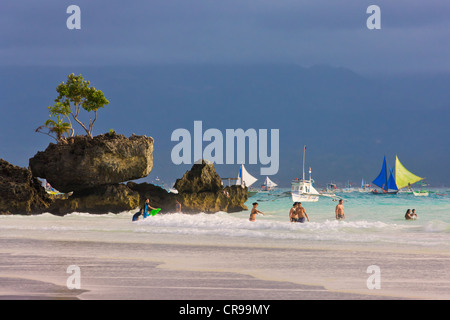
[37,73,110,142]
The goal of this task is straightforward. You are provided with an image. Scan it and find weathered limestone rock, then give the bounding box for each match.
[173,160,248,213]
[48,184,140,215]
[0,159,52,215]
[29,133,153,193]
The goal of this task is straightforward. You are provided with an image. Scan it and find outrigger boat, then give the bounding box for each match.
[413,181,429,197]
[261,176,278,191]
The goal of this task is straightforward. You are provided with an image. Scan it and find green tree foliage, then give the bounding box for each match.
[35,102,74,143]
[37,73,110,142]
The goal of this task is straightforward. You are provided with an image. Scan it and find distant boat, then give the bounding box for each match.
[236,164,258,197]
[321,182,338,194]
[290,146,322,202]
[358,178,371,192]
[342,181,356,193]
[371,156,424,194]
[261,176,278,191]
[413,181,429,197]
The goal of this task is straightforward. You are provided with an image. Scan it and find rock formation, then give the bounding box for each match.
[173,160,248,213]
[0,159,52,215]
[27,133,154,215]
[29,133,153,193]
[3,134,248,215]
[127,182,178,213]
[48,184,140,215]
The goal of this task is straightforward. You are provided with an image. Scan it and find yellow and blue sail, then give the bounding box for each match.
[372,156,423,192]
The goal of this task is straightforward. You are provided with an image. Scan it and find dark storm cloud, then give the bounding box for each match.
[1,0,449,73]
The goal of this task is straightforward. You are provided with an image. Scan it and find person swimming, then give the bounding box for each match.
[405,209,414,220]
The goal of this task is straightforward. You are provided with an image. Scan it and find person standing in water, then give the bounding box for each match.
[289,202,298,222]
[249,202,264,222]
[335,199,345,220]
[142,198,157,219]
[296,202,309,223]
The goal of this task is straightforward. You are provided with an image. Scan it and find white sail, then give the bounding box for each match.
[236,164,258,188]
[264,176,278,187]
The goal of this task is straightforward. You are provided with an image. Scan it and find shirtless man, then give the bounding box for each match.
[249,202,264,222]
[295,202,309,223]
[335,199,345,220]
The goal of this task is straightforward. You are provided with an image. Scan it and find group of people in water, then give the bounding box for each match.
[249,199,346,222]
[134,196,416,223]
[288,202,310,223]
[405,208,418,220]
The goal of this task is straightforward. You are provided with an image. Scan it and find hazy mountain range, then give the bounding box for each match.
[1,64,448,187]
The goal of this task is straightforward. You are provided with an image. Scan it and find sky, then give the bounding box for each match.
[1,0,449,187]
[2,0,450,73]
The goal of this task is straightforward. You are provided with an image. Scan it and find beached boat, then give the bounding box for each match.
[236,164,258,197]
[371,156,424,195]
[261,176,278,191]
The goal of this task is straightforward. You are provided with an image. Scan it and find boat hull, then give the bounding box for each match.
[371,190,398,195]
[413,191,429,197]
[291,192,319,202]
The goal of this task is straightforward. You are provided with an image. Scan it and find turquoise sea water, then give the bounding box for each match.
[134,188,450,249]
[1,188,449,250]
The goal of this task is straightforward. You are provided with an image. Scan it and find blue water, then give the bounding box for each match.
[129,188,450,248]
[248,188,450,224]
[1,188,449,250]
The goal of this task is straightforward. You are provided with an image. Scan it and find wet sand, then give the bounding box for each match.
[1,231,449,300]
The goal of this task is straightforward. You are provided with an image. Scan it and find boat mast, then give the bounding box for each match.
[302,145,306,181]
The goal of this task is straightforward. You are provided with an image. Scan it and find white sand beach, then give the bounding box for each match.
[1,212,449,300]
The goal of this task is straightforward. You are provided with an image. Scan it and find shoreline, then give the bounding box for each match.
[1,229,449,300]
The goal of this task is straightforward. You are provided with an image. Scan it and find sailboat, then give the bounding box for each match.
[261,176,278,191]
[371,156,399,194]
[395,156,425,195]
[358,178,371,193]
[371,156,424,195]
[236,164,258,197]
[291,146,321,202]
